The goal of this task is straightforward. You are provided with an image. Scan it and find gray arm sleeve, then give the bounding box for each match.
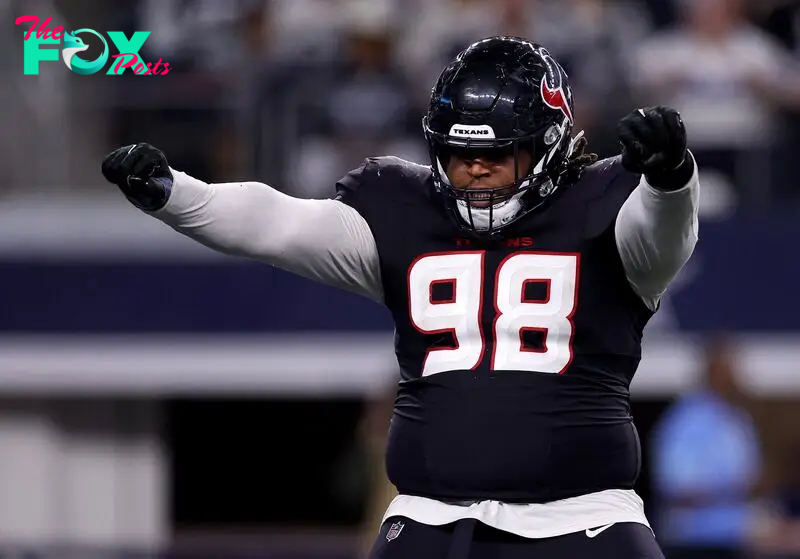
[149,169,383,302]
[614,156,700,311]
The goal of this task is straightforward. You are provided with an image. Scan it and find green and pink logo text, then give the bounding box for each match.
[16,15,171,75]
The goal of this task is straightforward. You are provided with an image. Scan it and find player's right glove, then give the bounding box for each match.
[101,143,173,211]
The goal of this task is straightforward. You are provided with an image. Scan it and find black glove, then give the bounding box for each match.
[617,106,693,191]
[101,143,173,211]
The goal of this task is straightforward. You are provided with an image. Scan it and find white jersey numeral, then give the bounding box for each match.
[408,251,579,376]
[408,252,485,376]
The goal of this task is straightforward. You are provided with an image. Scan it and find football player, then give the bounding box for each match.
[102,37,698,558]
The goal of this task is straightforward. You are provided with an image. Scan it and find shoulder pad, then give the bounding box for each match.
[578,156,642,238]
[578,156,639,199]
[334,156,432,211]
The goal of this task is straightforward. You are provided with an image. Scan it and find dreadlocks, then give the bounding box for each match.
[560,135,599,186]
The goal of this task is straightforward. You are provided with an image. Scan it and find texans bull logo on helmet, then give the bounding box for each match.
[537,48,574,124]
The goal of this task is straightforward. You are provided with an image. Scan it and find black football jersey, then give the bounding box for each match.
[335,156,653,503]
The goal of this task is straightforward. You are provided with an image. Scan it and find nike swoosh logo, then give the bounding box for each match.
[585,523,615,538]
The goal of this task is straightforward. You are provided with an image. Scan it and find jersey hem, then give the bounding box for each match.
[380,489,652,539]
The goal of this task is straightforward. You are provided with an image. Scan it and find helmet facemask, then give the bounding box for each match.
[424,117,572,238]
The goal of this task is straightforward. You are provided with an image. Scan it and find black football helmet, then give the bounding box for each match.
[423,36,578,238]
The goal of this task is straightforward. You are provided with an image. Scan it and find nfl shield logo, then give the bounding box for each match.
[386,520,405,542]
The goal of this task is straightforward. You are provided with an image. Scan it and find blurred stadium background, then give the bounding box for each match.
[2,0,800,557]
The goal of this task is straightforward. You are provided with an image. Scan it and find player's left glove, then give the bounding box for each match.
[617,106,694,191]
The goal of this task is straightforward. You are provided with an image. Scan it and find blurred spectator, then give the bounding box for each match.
[751,441,800,558]
[753,0,800,208]
[397,0,498,107]
[285,3,423,198]
[753,0,800,52]
[268,0,350,64]
[631,0,800,208]
[650,338,763,559]
[108,0,272,182]
[543,0,654,158]
[136,0,266,71]
[642,0,680,28]
[397,0,583,106]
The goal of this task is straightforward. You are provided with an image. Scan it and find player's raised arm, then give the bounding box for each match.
[614,106,700,311]
[101,143,383,302]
